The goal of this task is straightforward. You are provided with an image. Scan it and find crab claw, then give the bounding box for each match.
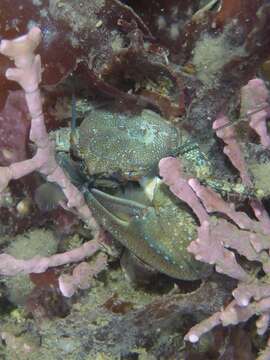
[84,188,147,230]
[84,188,212,281]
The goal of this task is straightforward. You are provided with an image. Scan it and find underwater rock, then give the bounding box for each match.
[2,228,58,305]
[37,274,234,359]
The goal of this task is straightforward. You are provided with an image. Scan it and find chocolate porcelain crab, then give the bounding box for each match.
[47,103,261,282]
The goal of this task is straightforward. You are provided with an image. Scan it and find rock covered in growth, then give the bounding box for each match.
[3,228,58,305]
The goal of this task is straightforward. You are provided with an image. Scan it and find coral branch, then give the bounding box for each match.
[256,313,270,336]
[188,221,251,281]
[188,178,256,230]
[159,99,270,359]
[213,115,252,186]
[0,27,99,231]
[59,252,108,297]
[0,28,103,285]
[184,312,221,343]
[241,78,270,148]
[159,157,209,223]
[0,238,100,276]
[233,283,270,306]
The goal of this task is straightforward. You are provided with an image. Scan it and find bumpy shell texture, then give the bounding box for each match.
[77,109,181,179]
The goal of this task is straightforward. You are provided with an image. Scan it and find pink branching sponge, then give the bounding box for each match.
[0,28,104,296]
[241,78,270,148]
[213,115,252,186]
[159,150,270,359]
[0,27,98,231]
[158,81,270,358]
[59,252,108,297]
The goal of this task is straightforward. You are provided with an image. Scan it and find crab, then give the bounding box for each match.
[48,105,260,280]
[85,180,214,280]
[52,108,186,182]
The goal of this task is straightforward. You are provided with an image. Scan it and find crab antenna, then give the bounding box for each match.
[214,103,269,132]
[71,91,77,131]
[70,86,79,154]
